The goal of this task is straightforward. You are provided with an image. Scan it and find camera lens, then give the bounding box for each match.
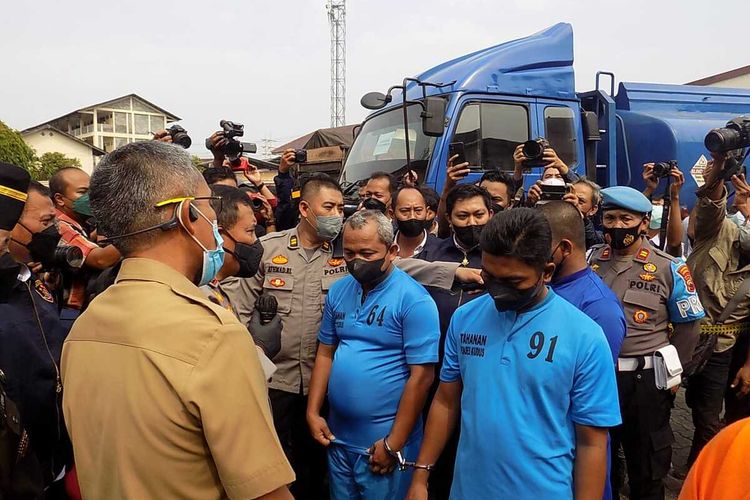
[251,197,264,210]
[52,246,83,270]
[522,140,544,161]
[171,131,192,149]
[705,128,742,153]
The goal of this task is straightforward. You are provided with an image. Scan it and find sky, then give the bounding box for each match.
[1,0,748,156]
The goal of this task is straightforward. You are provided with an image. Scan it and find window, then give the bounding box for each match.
[114,112,129,134]
[452,102,529,171]
[114,137,128,149]
[150,115,165,132]
[544,107,578,167]
[134,114,150,135]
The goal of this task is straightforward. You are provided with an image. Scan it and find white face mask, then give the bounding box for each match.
[541,177,565,187]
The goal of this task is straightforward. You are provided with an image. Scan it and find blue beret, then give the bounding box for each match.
[601,186,652,214]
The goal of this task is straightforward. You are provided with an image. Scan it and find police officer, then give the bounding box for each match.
[0,162,72,495]
[588,186,704,500]
[223,173,482,499]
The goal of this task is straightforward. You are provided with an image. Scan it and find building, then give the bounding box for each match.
[688,65,750,89]
[21,125,106,174]
[23,94,181,155]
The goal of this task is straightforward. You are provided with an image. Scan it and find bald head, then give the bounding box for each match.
[537,201,586,250]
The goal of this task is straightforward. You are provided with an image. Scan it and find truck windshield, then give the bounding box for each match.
[341,104,438,185]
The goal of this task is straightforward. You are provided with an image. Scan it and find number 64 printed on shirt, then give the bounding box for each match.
[527,331,558,363]
[366,305,387,327]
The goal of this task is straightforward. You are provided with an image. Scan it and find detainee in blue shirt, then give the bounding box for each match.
[307,209,440,500]
[540,201,626,363]
[406,208,621,500]
[540,201,627,500]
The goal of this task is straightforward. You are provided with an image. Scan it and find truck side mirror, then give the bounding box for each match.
[422,97,446,137]
[361,92,391,110]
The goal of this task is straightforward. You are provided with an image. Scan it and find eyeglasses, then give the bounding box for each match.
[102,196,222,244]
[155,195,222,213]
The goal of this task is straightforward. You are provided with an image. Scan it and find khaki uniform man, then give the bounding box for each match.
[588,186,703,500]
[684,157,750,465]
[61,141,294,500]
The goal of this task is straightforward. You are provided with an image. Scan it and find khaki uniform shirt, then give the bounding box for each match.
[687,189,750,352]
[222,226,460,394]
[61,258,294,500]
[589,237,704,358]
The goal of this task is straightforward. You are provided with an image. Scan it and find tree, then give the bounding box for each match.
[191,155,208,171]
[36,152,82,181]
[0,120,36,172]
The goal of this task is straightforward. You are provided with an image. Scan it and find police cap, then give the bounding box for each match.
[601,186,652,215]
[0,162,30,230]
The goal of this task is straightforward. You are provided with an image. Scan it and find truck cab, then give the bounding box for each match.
[341,23,750,209]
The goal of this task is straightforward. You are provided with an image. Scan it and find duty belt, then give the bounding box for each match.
[700,322,750,336]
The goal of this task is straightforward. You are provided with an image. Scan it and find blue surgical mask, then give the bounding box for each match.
[649,205,664,230]
[184,204,225,286]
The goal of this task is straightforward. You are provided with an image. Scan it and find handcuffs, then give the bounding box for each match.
[382,435,434,471]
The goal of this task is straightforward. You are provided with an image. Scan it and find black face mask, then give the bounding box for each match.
[362,197,388,214]
[491,203,504,214]
[454,224,485,249]
[396,218,425,238]
[484,274,544,312]
[21,225,62,268]
[223,236,264,278]
[603,223,642,250]
[346,257,388,286]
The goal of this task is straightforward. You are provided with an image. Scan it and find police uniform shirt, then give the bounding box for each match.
[440,289,621,499]
[318,267,440,453]
[61,258,294,500]
[589,237,705,357]
[0,264,69,481]
[551,267,627,363]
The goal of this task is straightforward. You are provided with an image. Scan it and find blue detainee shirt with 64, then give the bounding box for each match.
[441,289,622,499]
[319,267,440,454]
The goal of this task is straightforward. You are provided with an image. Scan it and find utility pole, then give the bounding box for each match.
[327,0,346,127]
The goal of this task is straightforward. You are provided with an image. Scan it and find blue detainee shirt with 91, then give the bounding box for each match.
[319,267,440,453]
[441,289,622,499]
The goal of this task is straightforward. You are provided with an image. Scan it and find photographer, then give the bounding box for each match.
[642,163,685,257]
[566,177,605,249]
[274,149,298,231]
[49,167,121,318]
[684,152,750,467]
[203,166,239,188]
[1,163,72,495]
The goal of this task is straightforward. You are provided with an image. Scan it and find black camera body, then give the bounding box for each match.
[652,160,677,179]
[294,149,308,164]
[205,120,258,160]
[522,138,550,165]
[166,125,192,149]
[705,116,750,153]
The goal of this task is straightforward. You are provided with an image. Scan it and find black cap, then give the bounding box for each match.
[0,162,31,230]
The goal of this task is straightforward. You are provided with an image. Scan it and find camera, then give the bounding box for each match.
[522,138,550,165]
[205,120,258,161]
[166,125,192,149]
[705,117,750,153]
[48,245,84,272]
[651,161,677,179]
[294,149,308,164]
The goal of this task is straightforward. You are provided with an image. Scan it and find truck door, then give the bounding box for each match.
[432,95,537,194]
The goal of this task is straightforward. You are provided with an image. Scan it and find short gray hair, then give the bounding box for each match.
[344,210,394,247]
[90,141,203,255]
[574,176,602,206]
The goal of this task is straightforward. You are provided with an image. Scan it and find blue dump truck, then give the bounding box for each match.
[340,22,750,208]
